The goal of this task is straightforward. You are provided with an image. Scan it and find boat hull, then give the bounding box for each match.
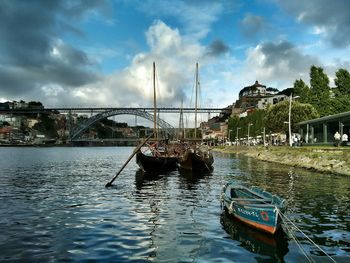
[220,212,289,258]
[136,151,178,173]
[225,204,278,234]
[178,150,213,172]
[221,182,286,235]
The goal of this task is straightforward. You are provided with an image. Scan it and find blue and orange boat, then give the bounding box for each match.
[221,181,287,235]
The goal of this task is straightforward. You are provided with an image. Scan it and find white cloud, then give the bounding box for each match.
[312,26,326,35]
[56,19,253,127]
[279,0,350,48]
[136,0,232,40]
[239,41,320,89]
[53,20,209,126]
[41,84,64,97]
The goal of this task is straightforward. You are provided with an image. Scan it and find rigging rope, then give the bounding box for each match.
[280,210,315,263]
[278,209,337,263]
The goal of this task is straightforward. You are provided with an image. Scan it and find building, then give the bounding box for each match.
[298,111,350,144]
[0,126,11,140]
[232,81,280,116]
[27,118,39,128]
[257,94,287,109]
[235,81,267,111]
[0,115,22,127]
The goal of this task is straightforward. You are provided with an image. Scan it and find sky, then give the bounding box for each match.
[1,0,350,126]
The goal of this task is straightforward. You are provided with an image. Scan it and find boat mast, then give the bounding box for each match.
[153,61,157,139]
[178,98,184,139]
[194,63,198,139]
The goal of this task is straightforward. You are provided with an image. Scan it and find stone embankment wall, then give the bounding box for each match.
[213,146,350,176]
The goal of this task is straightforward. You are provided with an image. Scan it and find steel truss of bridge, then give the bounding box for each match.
[0,107,224,114]
[0,106,227,140]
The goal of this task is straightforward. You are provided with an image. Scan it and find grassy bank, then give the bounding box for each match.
[213,145,350,176]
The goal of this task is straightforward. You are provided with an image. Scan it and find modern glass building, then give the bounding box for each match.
[298,111,350,145]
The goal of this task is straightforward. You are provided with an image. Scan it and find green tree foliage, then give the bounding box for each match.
[334,68,350,95]
[310,65,330,98]
[100,118,127,128]
[329,95,350,114]
[28,101,43,108]
[309,65,332,116]
[278,87,293,97]
[291,66,350,116]
[228,110,266,140]
[266,87,279,93]
[33,114,58,138]
[0,121,10,127]
[293,79,311,103]
[186,128,202,139]
[265,101,319,133]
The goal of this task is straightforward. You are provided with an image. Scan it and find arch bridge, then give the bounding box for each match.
[69,108,175,140]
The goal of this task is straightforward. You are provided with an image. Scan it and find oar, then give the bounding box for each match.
[105,132,154,187]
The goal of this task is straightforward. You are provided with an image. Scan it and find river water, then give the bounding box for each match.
[0,147,349,262]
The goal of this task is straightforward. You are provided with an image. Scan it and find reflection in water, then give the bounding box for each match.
[133,168,166,261]
[133,167,216,262]
[221,211,289,261]
[134,169,162,190]
[0,148,349,262]
[177,167,212,189]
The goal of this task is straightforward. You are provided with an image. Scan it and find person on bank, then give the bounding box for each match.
[342,133,348,146]
[334,131,341,147]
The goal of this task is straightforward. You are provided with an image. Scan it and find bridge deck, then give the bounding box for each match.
[0,107,225,114]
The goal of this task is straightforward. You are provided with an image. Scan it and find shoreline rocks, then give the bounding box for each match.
[213,146,350,176]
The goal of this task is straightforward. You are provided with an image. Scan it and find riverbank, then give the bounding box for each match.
[0,141,137,147]
[213,145,350,176]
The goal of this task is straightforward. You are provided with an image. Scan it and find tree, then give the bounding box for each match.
[279,87,293,97]
[266,87,279,93]
[228,110,266,140]
[293,79,311,103]
[309,65,331,116]
[329,95,350,114]
[310,65,330,98]
[265,100,319,133]
[28,101,44,109]
[334,68,350,95]
[0,121,10,127]
[33,114,58,138]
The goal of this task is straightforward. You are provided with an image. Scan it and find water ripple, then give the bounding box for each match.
[0,148,349,262]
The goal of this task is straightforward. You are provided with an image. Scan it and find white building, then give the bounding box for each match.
[257,95,287,109]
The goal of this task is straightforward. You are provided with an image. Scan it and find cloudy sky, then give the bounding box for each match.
[1,0,350,125]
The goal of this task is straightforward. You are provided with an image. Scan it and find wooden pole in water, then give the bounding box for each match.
[194,63,198,139]
[153,62,157,140]
[105,133,154,187]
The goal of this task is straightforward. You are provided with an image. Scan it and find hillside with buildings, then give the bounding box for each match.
[0,101,143,145]
[201,80,288,144]
[0,80,289,146]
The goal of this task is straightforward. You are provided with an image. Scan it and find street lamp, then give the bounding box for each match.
[262,127,266,146]
[236,127,241,145]
[247,123,253,145]
[287,94,300,146]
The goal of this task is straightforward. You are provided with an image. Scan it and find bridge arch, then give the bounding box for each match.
[69,108,175,140]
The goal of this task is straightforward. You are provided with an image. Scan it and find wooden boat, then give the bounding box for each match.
[178,63,214,173]
[136,141,179,173]
[221,181,287,234]
[136,62,179,173]
[220,212,289,258]
[136,152,178,173]
[178,143,213,172]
